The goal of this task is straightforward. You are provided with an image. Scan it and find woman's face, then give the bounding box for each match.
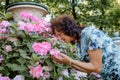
[55,30,75,43]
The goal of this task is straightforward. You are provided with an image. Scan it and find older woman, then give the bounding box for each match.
[50,14,120,80]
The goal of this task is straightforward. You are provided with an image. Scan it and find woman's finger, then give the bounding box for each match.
[60,53,69,59]
[59,53,66,57]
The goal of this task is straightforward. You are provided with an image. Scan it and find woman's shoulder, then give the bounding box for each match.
[81,26,105,39]
[83,25,98,30]
[82,26,97,34]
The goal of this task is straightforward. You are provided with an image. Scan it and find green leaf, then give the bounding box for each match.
[27,42,33,52]
[19,49,31,59]
[32,53,39,62]
[0,17,2,21]
[6,63,27,71]
[4,12,12,19]
[45,58,54,67]
[17,58,26,64]
[30,33,40,38]
[0,66,4,70]
[1,50,8,55]
[12,53,19,57]
[53,67,58,78]
[39,55,49,59]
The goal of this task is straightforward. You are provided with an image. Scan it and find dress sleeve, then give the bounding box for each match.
[87,28,105,50]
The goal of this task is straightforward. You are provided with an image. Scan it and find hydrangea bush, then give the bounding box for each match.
[0,11,100,80]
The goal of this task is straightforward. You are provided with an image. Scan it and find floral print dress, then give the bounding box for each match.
[76,26,120,80]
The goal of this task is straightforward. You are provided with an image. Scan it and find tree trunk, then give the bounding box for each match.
[5,0,9,10]
[71,0,77,20]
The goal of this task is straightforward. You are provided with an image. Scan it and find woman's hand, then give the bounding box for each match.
[51,53,72,65]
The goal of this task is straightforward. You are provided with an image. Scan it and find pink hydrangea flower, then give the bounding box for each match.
[0,36,4,39]
[7,37,18,46]
[13,75,24,80]
[91,72,101,79]
[0,20,10,28]
[46,26,52,33]
[61,69,69,78]
[0,55,3,63]
[33,23,45,33]
[49,49,62,58]
[32,42,51,55]
[42,72,50,80]
[17,21,26,30]
[39,19,48,26]
[23,23,34,32]
[7,37,18,42]
[29,65,43,78]
[0,74,11,80]
[71,69,87,79]
[0,28,7,34]
[5,45,12,52]
[42,66,52,71]
[19,11,51,34]
[52,35,59,40]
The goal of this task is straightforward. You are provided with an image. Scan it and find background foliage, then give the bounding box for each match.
[0,0,120,36]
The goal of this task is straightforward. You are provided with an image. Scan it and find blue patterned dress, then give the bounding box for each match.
[76,26,120,80]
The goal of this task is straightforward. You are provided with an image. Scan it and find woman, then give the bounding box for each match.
[50,14,120,80]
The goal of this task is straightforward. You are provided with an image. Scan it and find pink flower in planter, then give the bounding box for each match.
[0,20,10,28]
[32,42,51,55]
[29,65,43,78]
[49,49,62,58]
[0,55,3,63]
[20,11,32,21]
[5,45,12,52]
[20,11,41,22]
[30,15,40,22]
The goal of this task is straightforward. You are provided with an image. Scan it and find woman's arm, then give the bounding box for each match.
[51,49,102,73]
[71,64,91,73]
[71,49,102,73]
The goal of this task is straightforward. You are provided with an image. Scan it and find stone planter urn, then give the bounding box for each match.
[112,37,120,47]
[6,2,48,22]
[113,31,119,37]
[113,32,120,47]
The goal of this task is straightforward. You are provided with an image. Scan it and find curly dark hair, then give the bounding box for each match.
[50,14,85,41]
